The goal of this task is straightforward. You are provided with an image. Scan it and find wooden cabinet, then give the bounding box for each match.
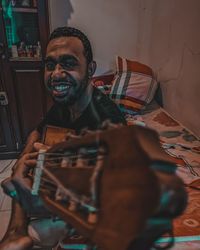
[0,0,50,159]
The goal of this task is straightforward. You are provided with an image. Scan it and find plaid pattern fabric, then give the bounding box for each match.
[110,56,158,115]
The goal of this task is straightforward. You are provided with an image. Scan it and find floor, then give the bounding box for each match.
[0,159,54,249]
[0,159,16,241]
[0,160,200,250]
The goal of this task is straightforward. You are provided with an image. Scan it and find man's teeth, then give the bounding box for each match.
[54,85,70,91]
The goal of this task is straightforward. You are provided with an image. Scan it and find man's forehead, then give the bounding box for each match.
[46,36,84,56]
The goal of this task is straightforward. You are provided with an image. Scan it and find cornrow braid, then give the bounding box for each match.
[49,27,93,64]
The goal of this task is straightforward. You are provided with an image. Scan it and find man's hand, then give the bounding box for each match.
[12,151,39,190]
[12,142,50,189]
[10,143,51,216]
[33,142,50,152]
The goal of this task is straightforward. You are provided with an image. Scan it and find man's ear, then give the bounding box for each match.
[88,61,97,77]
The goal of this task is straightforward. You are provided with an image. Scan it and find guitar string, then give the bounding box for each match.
[37,156,105,171]
[44,155,97,161]
[36,133,104,206]
[37,154,105,185]
[35,154,105,163]
[37,154,105,203]
[40,144,108,165]
[38,148,100,157]
[39,184,56,193]
[40,176,58,186]
[39,183,92,209]
[41,166,91,206]
[34,149,101,160]
[40,167,97,212]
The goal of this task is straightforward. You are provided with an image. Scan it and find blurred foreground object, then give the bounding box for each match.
[38,124,187,250]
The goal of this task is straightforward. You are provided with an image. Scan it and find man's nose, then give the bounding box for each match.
[51,64,66,78]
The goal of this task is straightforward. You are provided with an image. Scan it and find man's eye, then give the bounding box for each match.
[60,61,78,70]
[45,62,56,71]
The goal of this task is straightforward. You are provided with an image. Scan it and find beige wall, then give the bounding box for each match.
[137,0,200,137]
[49,0,142,75]
[49,0,200,137]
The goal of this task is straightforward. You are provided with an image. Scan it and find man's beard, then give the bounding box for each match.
[46,72,89,105]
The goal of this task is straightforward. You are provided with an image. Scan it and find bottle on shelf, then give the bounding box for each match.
[29,45,34,57]
[18,42,27,57]
[11,45,18,58]
[21,0,31,7]
[26,45,34,57]
[36,41,41,58]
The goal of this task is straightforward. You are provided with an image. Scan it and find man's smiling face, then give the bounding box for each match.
[44,36,89,105]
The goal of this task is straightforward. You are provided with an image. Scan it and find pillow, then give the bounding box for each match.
[92,74,114,95]
[109,56,158,115]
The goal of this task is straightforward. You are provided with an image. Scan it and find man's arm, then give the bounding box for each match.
[11,129,41,175]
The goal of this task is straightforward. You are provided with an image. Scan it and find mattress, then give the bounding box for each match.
[126,102,200,249]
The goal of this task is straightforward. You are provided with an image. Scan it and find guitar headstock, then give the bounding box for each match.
[33,125,186,250]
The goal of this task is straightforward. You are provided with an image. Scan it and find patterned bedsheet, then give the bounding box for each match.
[125,102,200,249]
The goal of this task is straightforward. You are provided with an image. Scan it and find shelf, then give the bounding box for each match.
[12,7,37,13]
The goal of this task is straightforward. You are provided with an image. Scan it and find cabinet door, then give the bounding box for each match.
[0,69,17,158]
[0,0,50,158]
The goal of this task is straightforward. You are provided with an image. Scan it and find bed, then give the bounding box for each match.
[128,104,200,249]
[92,56,200,249]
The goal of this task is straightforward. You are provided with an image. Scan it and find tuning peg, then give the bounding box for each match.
[55,187,67,201]
[76,148,88,167]
[88,212,98,224]
[76,158,85,168]
[61,157,69,168]
[61,154,72,168]
[68,200,78,211]
[55,188,62,201]
[51,215,61,222]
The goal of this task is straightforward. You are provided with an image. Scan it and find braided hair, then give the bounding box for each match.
[49,27,93,64]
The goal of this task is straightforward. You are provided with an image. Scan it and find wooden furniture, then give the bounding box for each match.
[0,0,50,159]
